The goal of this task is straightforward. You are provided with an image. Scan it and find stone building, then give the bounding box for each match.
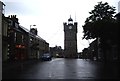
[29,28,49,59]
[2,14,9,61]
[6,15,29,61]
[0,1,5,63]
[50,46,64,58]
[63,16,78,58]
[2,15,49,61]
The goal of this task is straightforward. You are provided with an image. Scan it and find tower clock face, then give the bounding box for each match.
[69,26,72,29]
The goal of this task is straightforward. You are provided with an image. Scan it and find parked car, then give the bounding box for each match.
[41,53,52,61]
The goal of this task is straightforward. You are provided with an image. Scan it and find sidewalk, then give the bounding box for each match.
[2,59,41,71]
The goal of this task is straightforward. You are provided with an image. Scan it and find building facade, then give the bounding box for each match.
[63,16,78,58]
[6,15,29,61]
[2,15,49,62]
[2,15,9,61]
[1,1,5,62]
[29,29,49,59]
[0,2,5,79]
[50,46,64,58]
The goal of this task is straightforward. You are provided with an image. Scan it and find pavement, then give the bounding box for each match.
[2,59,41,70]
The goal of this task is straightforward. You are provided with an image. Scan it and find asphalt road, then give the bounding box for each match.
[2,58,120,79]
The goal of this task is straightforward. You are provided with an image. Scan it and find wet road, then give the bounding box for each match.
[3,58,120,79]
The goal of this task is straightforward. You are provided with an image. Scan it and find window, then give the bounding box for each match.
[8,44,10,47]
[69,42,71,47]
[8,27,10,29]
[8,20,13,26]
[7,52,9,55]
[22,35,24,43]
[2,21,8,36]
[14,32,16,42]
[69,32,71,36]
[7,35,9,37]
[15,23,19,28]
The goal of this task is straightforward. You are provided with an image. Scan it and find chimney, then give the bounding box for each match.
[30,28,38,35]
[8,15,19,24]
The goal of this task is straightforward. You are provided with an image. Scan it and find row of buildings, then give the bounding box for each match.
[50,46,64,58]
[2,14,49,61]
[1,1,65,62]
[80,38,119,62]
[1,1,49,62]
[79,12,120,62]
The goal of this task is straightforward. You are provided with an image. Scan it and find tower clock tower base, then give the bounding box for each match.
[63,16,78,59]
[64,50,78,58]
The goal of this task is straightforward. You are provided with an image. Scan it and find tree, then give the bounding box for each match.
[82,1,117,62]
[82,1,116,40]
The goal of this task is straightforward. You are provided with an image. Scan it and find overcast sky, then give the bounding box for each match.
[1,0,119,52]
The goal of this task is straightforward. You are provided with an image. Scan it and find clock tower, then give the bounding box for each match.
[63,16,78,58]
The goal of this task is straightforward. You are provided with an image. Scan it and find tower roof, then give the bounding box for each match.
[68,15,73,21]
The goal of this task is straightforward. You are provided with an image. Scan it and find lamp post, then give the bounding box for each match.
[29,25,36,60]
[30,25,36,30]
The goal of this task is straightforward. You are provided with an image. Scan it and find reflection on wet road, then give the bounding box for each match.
[3,58,120,79]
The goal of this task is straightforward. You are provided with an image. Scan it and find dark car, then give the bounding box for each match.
[41,53,52,61]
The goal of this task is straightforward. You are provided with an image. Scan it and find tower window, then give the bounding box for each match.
[69,32,71,36]
[69,42,71,46]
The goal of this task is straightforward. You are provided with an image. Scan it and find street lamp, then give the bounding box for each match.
[30,25,36,30]
[29,24,36,60]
